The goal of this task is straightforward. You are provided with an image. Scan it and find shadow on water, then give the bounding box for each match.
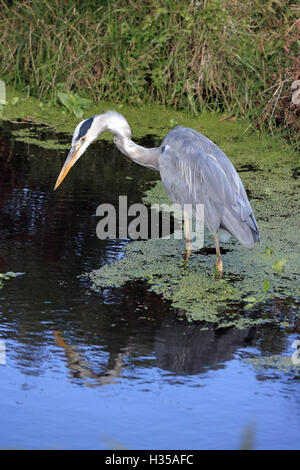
[0,121,300,449]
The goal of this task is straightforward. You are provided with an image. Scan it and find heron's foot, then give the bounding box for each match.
[183,239,192,265]
[183,249,191,265]
[215,255,223,278]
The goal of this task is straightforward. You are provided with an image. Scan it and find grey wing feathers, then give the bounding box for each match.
[158,126,260,248]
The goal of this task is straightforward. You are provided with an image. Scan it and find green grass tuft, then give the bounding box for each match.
[0,0,299,142]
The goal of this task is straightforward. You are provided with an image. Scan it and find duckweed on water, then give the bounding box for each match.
[246,355,300,375]
[10,128,70,150]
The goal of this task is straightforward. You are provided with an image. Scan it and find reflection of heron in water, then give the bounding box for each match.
[53,321,256,386]
[54,111,260,274]
[54,331,126,386]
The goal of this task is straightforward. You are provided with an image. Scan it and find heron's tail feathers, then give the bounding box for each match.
[220,208,260,248]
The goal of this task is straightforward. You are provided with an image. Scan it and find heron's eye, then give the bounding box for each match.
[80,137,86,142]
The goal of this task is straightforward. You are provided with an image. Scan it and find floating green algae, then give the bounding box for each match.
[246,354,300,374]
[88,222,299,329]
[10,128,70,150]
[2,86,259,141]
[2,86,193,139]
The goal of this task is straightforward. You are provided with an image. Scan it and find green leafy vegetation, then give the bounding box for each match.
[243,279,271,310]
[0,0,299,143]
[272,258,287,273]
[0,272,24,289]
[57,91,91,118]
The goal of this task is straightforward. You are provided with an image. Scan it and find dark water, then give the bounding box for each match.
[0,122,300,450]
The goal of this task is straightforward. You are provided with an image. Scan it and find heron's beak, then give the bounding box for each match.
[54,146,81,190]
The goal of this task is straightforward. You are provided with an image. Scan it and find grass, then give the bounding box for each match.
[0,0,299,142]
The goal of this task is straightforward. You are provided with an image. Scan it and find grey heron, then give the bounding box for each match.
[54,110,260,273]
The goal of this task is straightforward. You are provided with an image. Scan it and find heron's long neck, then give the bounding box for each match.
[113,133,160,171]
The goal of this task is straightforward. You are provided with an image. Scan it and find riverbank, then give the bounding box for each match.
[0,0,299,143]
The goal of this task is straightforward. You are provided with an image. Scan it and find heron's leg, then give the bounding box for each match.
[214,233,223,275]
[183,212,192,264]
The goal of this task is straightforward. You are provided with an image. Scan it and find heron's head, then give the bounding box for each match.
[54,115,98,190]
[54,111,131,190]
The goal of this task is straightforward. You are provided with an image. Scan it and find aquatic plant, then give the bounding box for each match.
[0,272,23,289]
[243,279,271,310]
[272,258,287,273]
[57,91,91,118]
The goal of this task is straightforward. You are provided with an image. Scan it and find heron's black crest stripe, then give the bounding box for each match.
[77,117,94,140]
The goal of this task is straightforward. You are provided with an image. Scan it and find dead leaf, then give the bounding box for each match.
[220,116,236,122]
